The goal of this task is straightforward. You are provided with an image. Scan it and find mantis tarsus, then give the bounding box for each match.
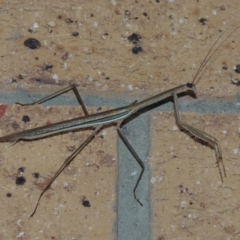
[0,28,237,217]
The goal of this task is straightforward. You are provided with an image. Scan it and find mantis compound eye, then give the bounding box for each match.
[186,82,194,89]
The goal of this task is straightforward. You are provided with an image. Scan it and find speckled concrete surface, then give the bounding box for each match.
[0,0,239,240]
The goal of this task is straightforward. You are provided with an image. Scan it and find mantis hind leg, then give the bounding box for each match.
[30,125,103,217]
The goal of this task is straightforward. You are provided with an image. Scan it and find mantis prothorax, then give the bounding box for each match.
[1,28,237,217]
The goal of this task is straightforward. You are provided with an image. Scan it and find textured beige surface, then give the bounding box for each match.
[0,0,239,239]
[150,112,240,239]
[0,0,239,98]
[0,105,117,239]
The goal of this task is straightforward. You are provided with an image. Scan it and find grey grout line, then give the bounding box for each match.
[0,89,239,240]
[0,88,239,113]
[116,113,151,240]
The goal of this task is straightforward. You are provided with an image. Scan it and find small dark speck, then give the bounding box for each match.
[199,18,207,25]
[143,12,147,17]
[72,32,79,37]
[35,78,42,82]
[61,52,70,60]
[115,9,120,15]
[6,193,12,197]
[189,201,193,205]
[12,78,17,83]
[16,176,26,186]
[32,172,40,178]
[128,33,142,44]
[22,115,30,123]
[97,107,102,112]
[219,5,226,11]
[234,64,240,73]
[231,78,240,86]
[18,167,25,173]
[125,10,131,16]
[132,46,143,54]
[105,77,110,80]
[44,64,53,71]
[65,18,74,23]
[156,0,160,2]
[35,57,39,60]
[11,122,19,129]
[18,74,24,79]
[82,200,91,207]
[58,15,62,19]
[24,38,41,49]
[222,66,228,70]
[66,145,76,152]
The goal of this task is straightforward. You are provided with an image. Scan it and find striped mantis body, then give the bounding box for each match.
[0,29,236,217]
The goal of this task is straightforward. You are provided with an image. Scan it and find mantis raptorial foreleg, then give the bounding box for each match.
[172,92,226,181]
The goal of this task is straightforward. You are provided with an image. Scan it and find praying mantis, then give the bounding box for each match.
[0,28,237,217]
